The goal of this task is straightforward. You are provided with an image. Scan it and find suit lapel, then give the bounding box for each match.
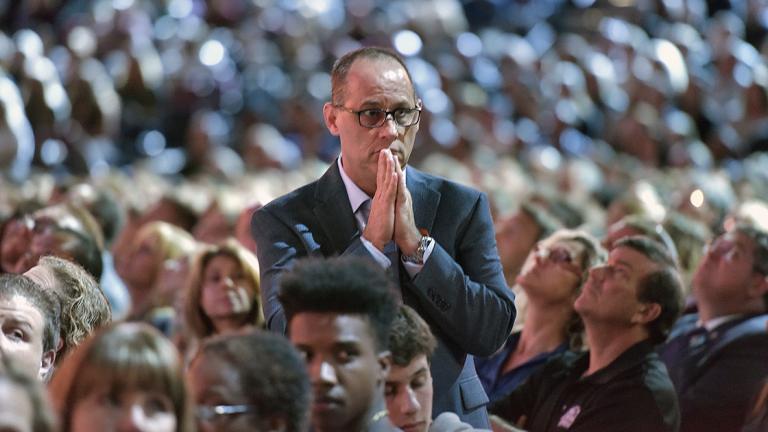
[406,167,440,235]
[313,163,359,255]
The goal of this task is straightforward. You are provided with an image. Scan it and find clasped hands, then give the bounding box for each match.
[362,149,422,257]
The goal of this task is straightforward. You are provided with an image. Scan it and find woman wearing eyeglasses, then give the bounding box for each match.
[49,322,193,432]
[475,229,606,403]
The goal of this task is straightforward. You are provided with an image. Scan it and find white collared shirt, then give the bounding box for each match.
[698,314,745,332]
[337,157,431,276]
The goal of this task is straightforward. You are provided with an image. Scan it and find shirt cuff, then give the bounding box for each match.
[360,236,392,268]
[402,237,435,277]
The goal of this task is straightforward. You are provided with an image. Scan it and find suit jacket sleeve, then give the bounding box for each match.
[252,204,378,333]
[410,192,515,357]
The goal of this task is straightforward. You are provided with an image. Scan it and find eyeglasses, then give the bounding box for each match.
[535,246,583,278]
[196,404,257,422]
[334,105,421,128]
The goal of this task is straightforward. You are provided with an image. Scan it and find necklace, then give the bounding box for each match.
[370,409,389,424]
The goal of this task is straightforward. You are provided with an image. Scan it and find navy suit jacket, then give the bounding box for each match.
[251,162,516,427]
[658,313,768,432]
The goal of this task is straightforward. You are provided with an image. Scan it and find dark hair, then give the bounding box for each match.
[389,306,437,367]
[279,256,398,351]
[330,47,415,105]
[732,224,768,311]
[614,236,684,344]
[192,330,310,432]
[37,255,111,358]
[0,274,61,353]
[733,224,768,276]
[56,226,104,280]
[0,355,57,432]
[612,214,679,263]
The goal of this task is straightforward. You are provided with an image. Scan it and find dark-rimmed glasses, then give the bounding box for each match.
[334,105,421,128]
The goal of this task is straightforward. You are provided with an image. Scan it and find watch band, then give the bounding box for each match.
[402,236,433,264]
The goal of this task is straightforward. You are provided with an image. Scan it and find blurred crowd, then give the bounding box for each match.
[1,0,768,431]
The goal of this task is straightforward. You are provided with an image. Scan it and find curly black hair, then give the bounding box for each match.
[279,256,398,351]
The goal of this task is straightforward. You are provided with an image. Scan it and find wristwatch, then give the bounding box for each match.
[402,236,433,265]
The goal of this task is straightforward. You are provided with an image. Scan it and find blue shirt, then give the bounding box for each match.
[474,332,568,403]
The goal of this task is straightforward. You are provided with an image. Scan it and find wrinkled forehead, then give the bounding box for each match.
[345,58,415,102]
[290,312,376,348]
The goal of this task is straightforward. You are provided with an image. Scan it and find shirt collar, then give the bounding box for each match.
[698,314,745,331]
[336,155,407,213]
[578,340,656,385]
[338,156,370,214]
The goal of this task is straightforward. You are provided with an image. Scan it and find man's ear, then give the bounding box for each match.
[377,350,392,384]
[323,103,340,136]
[632,302,661,325]
[747,272,768,299]
[40,349,56,382]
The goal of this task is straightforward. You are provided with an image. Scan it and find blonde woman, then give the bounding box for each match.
[115,221,199,320]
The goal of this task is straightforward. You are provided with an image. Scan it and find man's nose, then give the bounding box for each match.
[396,387,421,415]
[377,115,399,140]
[310,359,338,385]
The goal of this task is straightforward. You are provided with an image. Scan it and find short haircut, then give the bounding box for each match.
[279,256,398,351]
[185,238,263,339]
[192,330,310,432]
[614,236,684,345]
[330,46,415,105]
[734,224,768,276]
[613,214,679,263]
[0,355,56,432]
[389,305,437,367]
[0,274,60,353]
[49,322,192,432]
[732,224,768,311]
[37,255,111,357]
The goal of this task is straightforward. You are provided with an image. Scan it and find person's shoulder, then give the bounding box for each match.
[430,412,491,432]
[410,167,484,200]
[257,179,320,215]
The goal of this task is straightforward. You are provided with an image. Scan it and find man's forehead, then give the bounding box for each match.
[388,354,430,382]
[291,312,374,342]
[609,246,658,275]
[0,295,45,324]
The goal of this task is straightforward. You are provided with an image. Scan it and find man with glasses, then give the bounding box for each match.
[658,224,768,432]
[490,236,682,432]
[252,46,515,427]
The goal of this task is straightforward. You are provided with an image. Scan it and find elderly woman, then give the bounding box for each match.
[185,238,263,340]
[475,229,605,402]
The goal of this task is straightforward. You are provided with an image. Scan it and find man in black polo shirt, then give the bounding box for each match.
[490,236,682,432]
